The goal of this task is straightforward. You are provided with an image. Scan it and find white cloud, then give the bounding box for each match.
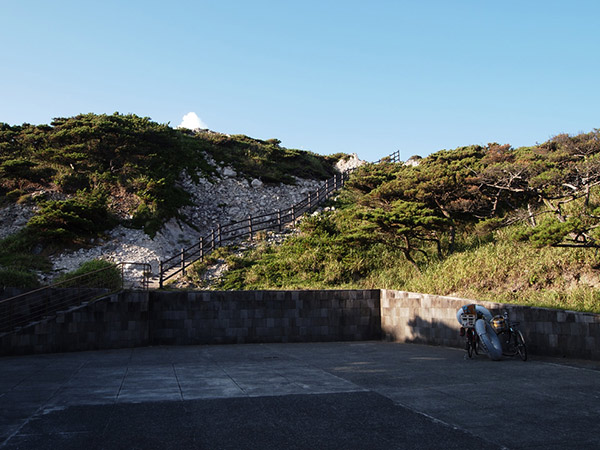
[177,112,208,130]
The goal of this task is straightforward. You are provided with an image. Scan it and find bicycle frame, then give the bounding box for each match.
[459,313,479,358]
[498,312,527,361]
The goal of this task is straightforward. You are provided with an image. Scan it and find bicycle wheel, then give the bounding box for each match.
[465,331,475,358]
[500,331,514,356]
[516,330,527,361]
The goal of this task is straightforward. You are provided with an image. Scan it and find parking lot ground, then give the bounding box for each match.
[1,342,599,449]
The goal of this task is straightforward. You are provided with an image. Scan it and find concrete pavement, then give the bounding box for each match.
[1,342,599,449]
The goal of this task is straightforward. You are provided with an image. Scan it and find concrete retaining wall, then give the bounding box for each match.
[2,288,600,360]
[150,290,380,345]
[0,287,111,334]
[0,292,150,355]
[0,289,381,356]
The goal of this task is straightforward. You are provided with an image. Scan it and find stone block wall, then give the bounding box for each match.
[149,290,380,345]
[3,288,600,359]
[380,290,469,348]
[0,291,149,356]
[0,289,380,355]
[0,287,111,333]
[519,307,600,359]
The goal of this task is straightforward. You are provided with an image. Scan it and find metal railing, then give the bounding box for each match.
[375,149,401,164]
[0,262,150,334]
[157,150,404,287]
[158,172,350,287]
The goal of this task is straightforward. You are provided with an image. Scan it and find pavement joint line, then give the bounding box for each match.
[41,360,89,412]
[408,385,473,408]
[393,400,512,450]
[262,343,368,392]
[115,367,129,402]
[0,358,87,450]
[220,365,249,397]
[283,370,311,393]
[171,363,184,401]
[1,410,39,448]
[10,359,52,392]
[540,361,600,373]
[98,349,131,440]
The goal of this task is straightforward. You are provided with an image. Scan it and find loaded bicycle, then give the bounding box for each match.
[458,308,480,358]
[458,304,527,361]
[457,304,504,360]
[491,311,527,361]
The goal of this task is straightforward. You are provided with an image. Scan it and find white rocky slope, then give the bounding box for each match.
[1,155,365,282]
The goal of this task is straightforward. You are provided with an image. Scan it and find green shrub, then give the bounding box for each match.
[5,189,24,202]
[131,178,191,236]
[54,260,122,289]
[198,133,338,183]
[0,159,37,179]
[55,172,90,193]
[26,189,115,243]
[0,268,40,288]
[0,159,55,182]
[0,231,51,272]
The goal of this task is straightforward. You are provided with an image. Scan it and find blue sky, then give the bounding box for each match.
[2,1,599,162]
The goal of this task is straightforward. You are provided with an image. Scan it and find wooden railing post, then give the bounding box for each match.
[248,215,253,240]
[181,248,185,276]
[277,209,282,232]
[121,263,125,289]
[308,192,312,210]
[211,228,215,251]
[9,299,14,330]
[159,261,163,288]
[291,205,296,225]
[218,224,222,247]
[199,237,204,262]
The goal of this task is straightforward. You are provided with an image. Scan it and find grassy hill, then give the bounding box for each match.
[0,113,342,287]
[2,113,599,313]
[188,130,600,312]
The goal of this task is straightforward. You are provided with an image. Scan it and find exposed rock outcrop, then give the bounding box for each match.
[0,204,36,240]
[334,153,366,172]
[404,155,423,167]
[0,168,324,280]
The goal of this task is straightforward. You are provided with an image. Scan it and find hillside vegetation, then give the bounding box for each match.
[0,113,340,286]
[191,130,600,312]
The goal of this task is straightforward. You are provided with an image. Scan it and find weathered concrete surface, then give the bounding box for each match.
[1,342,599,449]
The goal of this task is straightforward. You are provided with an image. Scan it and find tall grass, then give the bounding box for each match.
[190,222,600,313]
[402,230,600,312]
